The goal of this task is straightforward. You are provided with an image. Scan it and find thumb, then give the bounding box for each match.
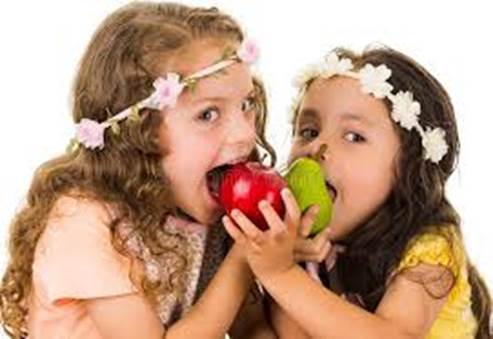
[300,204,320,237]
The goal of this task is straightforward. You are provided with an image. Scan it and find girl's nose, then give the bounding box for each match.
[310,143,329,162]
[225,113,256,148]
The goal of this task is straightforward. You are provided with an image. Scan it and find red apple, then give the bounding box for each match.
[216,162,287,230]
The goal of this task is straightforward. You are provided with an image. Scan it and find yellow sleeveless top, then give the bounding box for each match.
[397,226,477,338]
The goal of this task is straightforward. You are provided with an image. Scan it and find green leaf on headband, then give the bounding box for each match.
[66,138,80,153]
[221,46,235,60]
[128,105,141,122]
[105,108,113,119]
[212,69,228,79]
[111,122,121,135]
[188,79,198,94]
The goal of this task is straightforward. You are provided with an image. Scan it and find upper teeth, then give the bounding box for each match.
[227,157,246,165]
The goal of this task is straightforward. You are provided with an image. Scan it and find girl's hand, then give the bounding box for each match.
[293,205,333,263]
[222,188,300,282]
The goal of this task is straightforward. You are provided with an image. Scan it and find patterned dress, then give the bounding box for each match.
[123,213,230,327]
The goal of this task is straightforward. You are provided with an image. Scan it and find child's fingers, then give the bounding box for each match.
[299,204,320,237]
[294,238,329,258]
[258,200,285,235]
[313,226,332,244]
[294,229,333,262]
[222,215,245,244]
[318,240,332,262]
[281,188,301,233]
[296,227,331,254]
[310,228,332,255]
[230,209,264,244]
[294,240,332,263]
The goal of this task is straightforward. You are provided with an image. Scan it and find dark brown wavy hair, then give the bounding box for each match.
[292,47,491,338]
[0,2,276,338]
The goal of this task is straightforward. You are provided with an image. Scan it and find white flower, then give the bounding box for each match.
[421,127,448,163]
[320,52,353,79]
[359,64,393,99]
[390,91,421,130]
[292,53,354,89]
[292,62,326,88]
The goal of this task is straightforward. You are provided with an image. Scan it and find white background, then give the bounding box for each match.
[0,1,492,336]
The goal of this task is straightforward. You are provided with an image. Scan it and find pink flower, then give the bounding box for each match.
[153,73,185,110]
[76,118,106,150]
[237,38,260,64]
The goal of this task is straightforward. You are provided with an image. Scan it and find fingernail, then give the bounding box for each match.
[258,200,268,209]
[281,188,290,198]
[231,209,240,217]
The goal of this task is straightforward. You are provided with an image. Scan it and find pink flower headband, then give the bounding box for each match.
[70,39,260,151]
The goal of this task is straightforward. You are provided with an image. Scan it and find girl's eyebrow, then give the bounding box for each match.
[297,108,321,124]
[340,111,374,126]
[191,86,256,104]
[297,109,375,130]
[341,112,364,121]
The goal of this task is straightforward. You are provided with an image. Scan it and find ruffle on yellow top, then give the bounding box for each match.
[397,226,477,338]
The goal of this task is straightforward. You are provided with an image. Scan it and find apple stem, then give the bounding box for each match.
[314,144,328,162]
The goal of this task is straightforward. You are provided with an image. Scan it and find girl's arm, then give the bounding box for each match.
[167,243,253,338]
[228,285,276,339]
[260,264,448,339]
[225,189,449,339]
[86,243,253,339]
[228,205,331,339]
[85,293,165,338]
[268,295,310,339]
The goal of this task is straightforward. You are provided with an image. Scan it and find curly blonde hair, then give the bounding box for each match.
[0,2,276,338]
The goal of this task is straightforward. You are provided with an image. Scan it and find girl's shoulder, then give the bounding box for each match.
[396,225,476,327]
[33,192,137,304]
[398,224,464,276]
[47,191,114,226]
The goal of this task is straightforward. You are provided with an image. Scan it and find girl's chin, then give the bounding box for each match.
[196,209,223,227]
[196,200,224,226]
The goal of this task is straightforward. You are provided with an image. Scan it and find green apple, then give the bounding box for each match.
[284,144,332,235]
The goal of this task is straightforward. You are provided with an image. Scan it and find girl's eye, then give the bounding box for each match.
[344,131,366,143]
[298,128,319,141]
[198,107,220,122]
[241,97,256,112]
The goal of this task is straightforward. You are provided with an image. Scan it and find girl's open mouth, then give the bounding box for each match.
[325,180,337,202]
[206,164,232,201]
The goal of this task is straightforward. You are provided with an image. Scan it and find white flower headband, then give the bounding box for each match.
[70,38,260,151]
[292,52,449,164]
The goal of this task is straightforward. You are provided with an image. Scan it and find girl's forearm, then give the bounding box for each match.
[269,297,310,339]
[229,286,277,339]
[166,245,253,339]
[260,266,412,339]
